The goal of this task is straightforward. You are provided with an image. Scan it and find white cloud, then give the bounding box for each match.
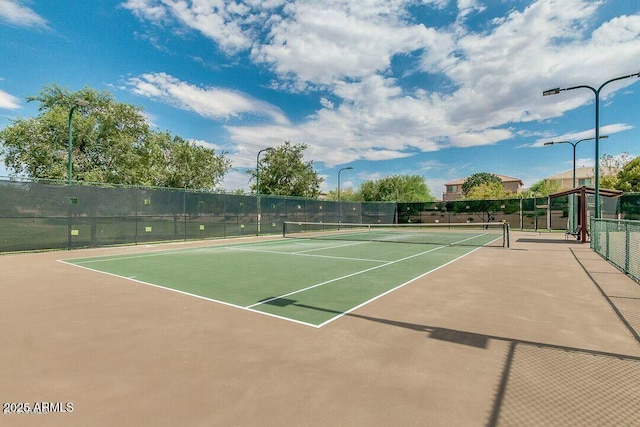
[189,138,225,151]
[0,0,48,28]
[591,14,640,45]
[319,97,334,110]
[123,1,640,170]
[121,0,168,21]
[121,0,285,54]
[128,72,289,125]
[531,123,635,147]
[253,1,437,85]
[0,89,20,110]
[220,168,251,191]
[456,0,487,21]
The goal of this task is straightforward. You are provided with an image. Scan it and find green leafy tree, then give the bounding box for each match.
[325,186,361,201]
[614,157,640,192]
[600,174,619,190]
[600,152,631,190]
[0,84,231,189]
[450,197,519,223]
[528,179,561,197]
[358,175,435,202]
[461,172,503,196]
[249,141,323,197]
[464,181,510,200]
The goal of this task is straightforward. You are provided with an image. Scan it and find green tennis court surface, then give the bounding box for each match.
[62,230,504,327]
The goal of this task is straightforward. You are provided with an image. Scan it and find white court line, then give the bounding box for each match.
[317,244,489,328]
[62,238,303,264]
[245,243,451,309]
[224,245,386,263]
[66,247,215,264]
[247,233,500,312]
[292,240,368,254]
[58,259,320,328]
[60,233,501,328]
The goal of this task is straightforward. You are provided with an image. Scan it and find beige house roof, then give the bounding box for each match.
[545,166,620,180]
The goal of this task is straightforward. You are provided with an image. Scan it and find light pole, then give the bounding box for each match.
[337,167,353,203]
[543,136,609,189]
[543,71,639,218]
[256,147,273,235]
[337,166,353,223]
[67,99,89,185]
[544,136,608,233]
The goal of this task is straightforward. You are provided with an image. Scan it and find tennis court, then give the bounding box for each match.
[61,222,508,327]
[2,228,640,426]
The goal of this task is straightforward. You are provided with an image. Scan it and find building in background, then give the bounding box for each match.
[544,166,620,190]
[443,175,523,201]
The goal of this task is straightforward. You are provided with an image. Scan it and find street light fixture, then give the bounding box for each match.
[67,99,89,185]
[337,167,353,202]
[337,167,353,224]
[543,71,639,218]
[544,136,609,233]
[256,147,273,235]
[543,136,609,189]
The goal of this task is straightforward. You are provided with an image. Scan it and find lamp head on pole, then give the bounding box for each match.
[544,140,570,146]
[543,88,562,96]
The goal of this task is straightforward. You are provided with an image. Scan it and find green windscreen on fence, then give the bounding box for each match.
[0,179,396,252]
[1,178,638,253]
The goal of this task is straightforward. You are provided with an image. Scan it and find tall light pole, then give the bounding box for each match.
[543,71,639,218]
[543,136,609,189]
[256,147,273,235]
[544,136,608,233]
[67,99,89,185]
[337,166,353,224]
[337,167,353,203]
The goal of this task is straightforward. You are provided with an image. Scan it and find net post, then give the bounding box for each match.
[502,220,510,248]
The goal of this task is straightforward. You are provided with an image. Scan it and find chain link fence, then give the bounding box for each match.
[1,178,638,254]
[0,179,395,252]
[591,218,640,282]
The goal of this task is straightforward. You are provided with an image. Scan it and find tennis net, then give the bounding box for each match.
[283,221,510,248]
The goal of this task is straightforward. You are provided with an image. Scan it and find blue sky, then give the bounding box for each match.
[0,0,639,198]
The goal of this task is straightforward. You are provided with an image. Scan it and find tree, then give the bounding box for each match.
[464,181,510,200]
[451,198,509,223]
[325,186,361,201]
[528,179,561,197]
[249,141,323,197]
[0,84,231,189]
[599,174,619,190]
[358,175,435,202]
[160,134,232,189]
[601,152,632,171]
[614,157,640,192]
[600,152,632,190]
[461,172,502,196]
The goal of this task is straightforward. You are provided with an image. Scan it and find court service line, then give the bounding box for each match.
[62,238,299,264]
[292,240,369,254]
[245,243,454,309]
[317,244,489,328]
[224,244,386,263]
[58,259,320,328]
